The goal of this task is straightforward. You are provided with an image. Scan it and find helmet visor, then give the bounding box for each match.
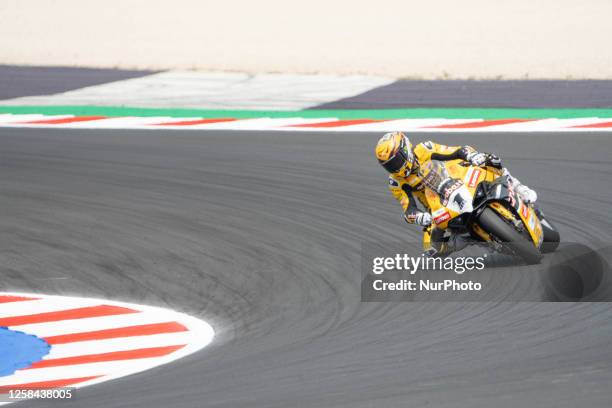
[381,137,413,174]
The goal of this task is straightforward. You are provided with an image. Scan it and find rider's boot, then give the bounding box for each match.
[424,228,475,257]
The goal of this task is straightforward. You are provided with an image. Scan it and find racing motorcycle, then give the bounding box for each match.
[419,159,560,264]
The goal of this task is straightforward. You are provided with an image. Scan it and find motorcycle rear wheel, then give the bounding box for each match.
[478,207,543,265]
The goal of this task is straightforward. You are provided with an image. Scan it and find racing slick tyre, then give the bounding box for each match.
[541,224,561,253]
[538,213,561,253]
[478,207,543,265]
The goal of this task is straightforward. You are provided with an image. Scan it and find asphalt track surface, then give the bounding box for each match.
[3,66,612,109]
[2,128,612,408]
[0,66,155,100]
[314,80,612,109]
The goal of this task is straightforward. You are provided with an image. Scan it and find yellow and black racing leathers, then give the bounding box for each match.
[387,140,501,224]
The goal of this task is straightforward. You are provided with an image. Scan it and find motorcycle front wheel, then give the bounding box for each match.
[477,207,543,265]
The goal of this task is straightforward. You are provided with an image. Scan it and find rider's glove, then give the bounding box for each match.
[485,153,502,169]
[466,151,487,167]
[414,212,432,226]
[504,168,538,204]
[516,184,538,203]
[404,211,432,226]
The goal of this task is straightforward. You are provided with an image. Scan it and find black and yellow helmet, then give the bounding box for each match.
[375,131,414,176]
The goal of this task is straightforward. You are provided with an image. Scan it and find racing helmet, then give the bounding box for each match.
[375,132,415,176]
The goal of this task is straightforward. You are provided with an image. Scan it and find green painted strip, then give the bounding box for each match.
[1,105,612,119]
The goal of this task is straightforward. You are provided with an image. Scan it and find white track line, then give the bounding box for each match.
[0,297,103,317]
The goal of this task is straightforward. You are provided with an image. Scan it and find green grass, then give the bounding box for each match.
[1,105,611,119]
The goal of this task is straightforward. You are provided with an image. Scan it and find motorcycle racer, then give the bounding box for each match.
[375,131,538,256]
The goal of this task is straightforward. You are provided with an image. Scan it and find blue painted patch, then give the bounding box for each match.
[0,326,50,377]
